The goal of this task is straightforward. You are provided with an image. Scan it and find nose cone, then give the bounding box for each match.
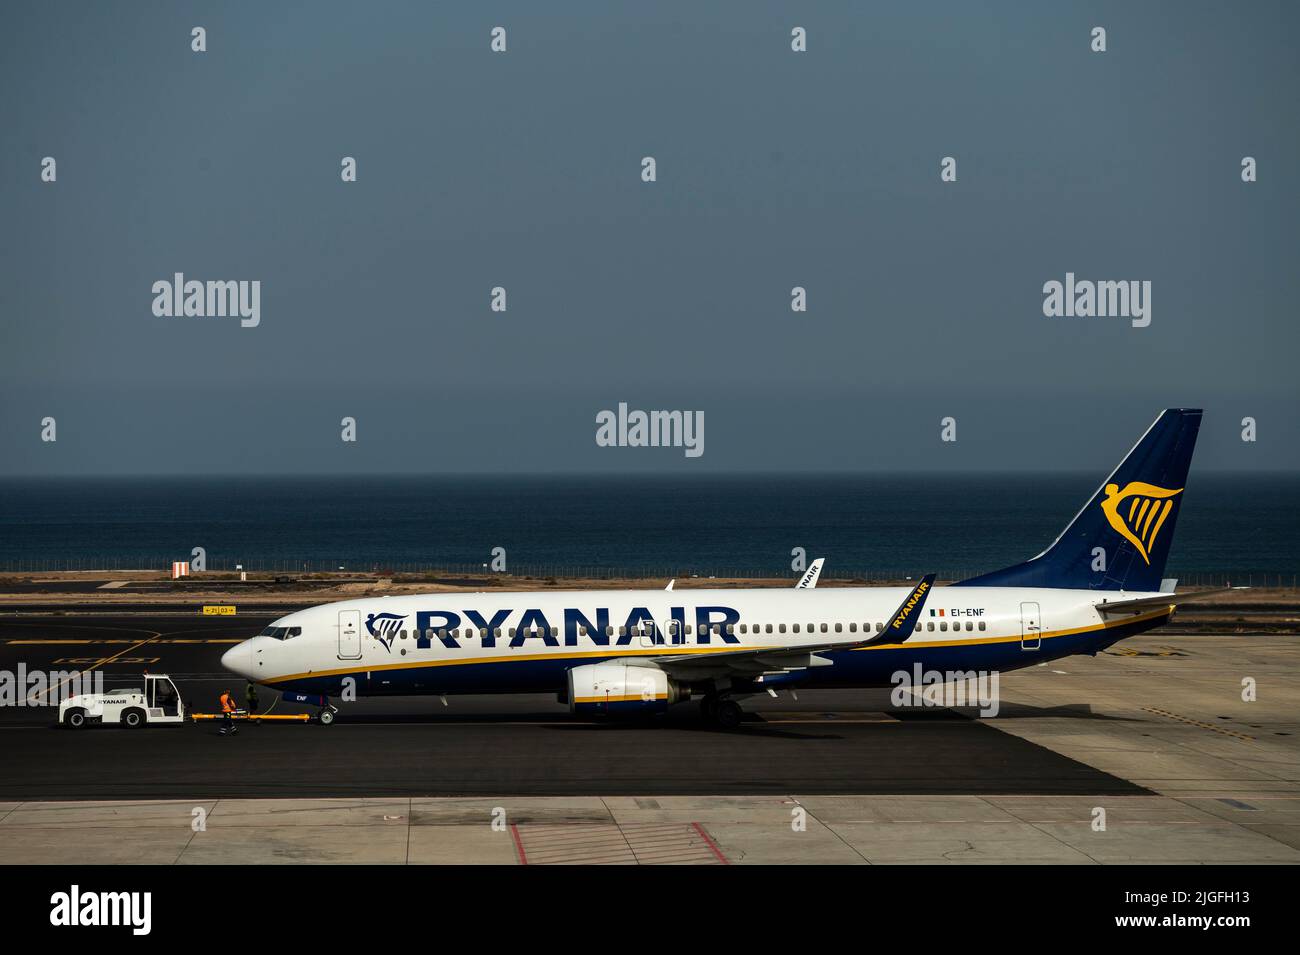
[221,641,254,679]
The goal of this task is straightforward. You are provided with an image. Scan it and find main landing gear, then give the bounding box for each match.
[317,704,338,726]
[700,695,745,730]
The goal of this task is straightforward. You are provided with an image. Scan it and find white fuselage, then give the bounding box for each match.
[221,585,1173,699]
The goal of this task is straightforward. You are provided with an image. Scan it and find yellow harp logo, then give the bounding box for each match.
[1100,482,1183,565]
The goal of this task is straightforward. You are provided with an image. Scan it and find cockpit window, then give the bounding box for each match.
[257,625,303,640]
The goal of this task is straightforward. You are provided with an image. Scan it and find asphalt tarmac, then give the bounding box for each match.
[0,610,1146,800]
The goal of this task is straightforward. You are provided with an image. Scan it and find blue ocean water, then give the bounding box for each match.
[0,474,1294,580]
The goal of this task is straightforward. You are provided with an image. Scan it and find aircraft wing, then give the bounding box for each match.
[796,558,824,589]
[646,575,936,679]
[1094,586,1246,615]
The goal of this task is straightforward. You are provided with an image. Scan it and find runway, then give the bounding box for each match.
[0,610,1143,800]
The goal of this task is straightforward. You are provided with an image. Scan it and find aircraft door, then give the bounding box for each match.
[1019,602,1042,650]
[338,609,362,660]
[660,612,682,647]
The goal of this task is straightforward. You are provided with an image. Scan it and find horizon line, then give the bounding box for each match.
[1,468,1297,480]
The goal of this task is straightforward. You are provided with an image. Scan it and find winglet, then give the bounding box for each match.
[796,558,824,589]
[665,579,675,591]
[860,575,937,647]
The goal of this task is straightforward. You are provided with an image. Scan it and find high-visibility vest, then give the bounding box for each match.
[220,693,235,713]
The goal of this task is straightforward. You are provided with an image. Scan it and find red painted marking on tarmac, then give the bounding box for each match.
[510,823,528,865]
[691,822,729,865]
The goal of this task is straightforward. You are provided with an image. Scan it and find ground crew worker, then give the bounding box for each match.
[245,681,259,714]
[219,688,238,736]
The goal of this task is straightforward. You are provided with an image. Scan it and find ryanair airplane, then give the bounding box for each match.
[222,409,1214,728]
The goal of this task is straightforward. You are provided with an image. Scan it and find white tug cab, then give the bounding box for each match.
[59,674,185,728]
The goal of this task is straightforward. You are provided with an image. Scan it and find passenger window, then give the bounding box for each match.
[480,628,488,639]
[820,623,828,633]
[509,628,516,638]
[834,623,842,633]
[725,624,734,635]
[779,624,787,634]
[849,623,857,633]
[966,621,973,631]
[739,624,746,634]
[792,624,800,634]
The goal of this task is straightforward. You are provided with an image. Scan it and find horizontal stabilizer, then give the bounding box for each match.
[1094,587,1245,615]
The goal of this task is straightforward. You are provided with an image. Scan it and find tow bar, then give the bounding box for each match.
[191,710,313,724]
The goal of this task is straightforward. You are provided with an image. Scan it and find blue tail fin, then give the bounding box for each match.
[955,409,1202,592]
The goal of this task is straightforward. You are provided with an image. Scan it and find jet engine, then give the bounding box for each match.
[567,662,687,715]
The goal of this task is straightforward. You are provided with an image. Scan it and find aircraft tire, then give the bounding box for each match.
[715,700,743,729]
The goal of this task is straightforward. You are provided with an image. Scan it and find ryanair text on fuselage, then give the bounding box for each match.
[367,604,743,650]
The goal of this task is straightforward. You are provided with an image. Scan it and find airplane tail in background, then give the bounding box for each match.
[955,409,1203,592]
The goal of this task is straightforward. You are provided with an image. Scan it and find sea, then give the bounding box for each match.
[0,474,1295,584]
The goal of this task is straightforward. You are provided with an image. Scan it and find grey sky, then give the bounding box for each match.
[2,1,1297,474]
